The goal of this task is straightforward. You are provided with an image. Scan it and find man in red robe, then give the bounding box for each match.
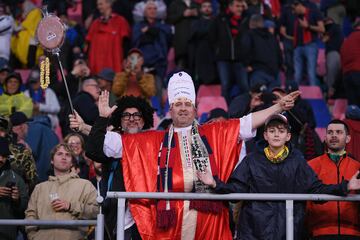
[91,71,299,239]
[86,0,131,74]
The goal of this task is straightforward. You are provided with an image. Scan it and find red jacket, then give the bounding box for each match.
[307,153,360,237]
[86,13,131,74]
[345,119,360,162]
[340,29,360,74]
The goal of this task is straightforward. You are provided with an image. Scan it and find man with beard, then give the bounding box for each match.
[89,71,300,239]
[306,119,360,239]
[69,95,154,240]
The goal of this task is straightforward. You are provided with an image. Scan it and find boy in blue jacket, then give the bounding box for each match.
[197,114,360,240]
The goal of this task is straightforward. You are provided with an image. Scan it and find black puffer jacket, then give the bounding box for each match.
[208,13,249,62]
[242,28,282,77]
[214,143,348,240]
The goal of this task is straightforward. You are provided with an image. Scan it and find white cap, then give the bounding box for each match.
[167,71,195,105]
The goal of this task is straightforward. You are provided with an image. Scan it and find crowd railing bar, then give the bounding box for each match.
[107,192,360,240]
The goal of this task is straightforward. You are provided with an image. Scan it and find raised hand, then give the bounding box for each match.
[279,90,301,111]
[98,90,118,118]
[196,168,216,188]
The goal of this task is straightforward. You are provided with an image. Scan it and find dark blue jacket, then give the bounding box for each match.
[132,20,172,78]
[214,144,348,240]
[26,116,59,182]
[242,28,282,77]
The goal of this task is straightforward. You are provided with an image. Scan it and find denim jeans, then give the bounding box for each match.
[249,70,280,90]
[217,61,248,103]
[294,42,319,86]
[325,51,341,90]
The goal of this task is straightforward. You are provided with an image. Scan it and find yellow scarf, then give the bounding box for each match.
[264,146,289,164]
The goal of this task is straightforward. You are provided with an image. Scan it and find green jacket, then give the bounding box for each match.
[0,161,29,240]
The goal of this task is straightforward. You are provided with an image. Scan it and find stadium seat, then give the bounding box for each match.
[197,96,227,117]
[153,112,161,130]
[230,85,240,99]
[307,99,331,128]
[299,85,323,99]
[315,127,326,141]
[151,96,162,117]
[199,112,208,124]
[15,69,31,84]
[332,99,348,120]
[32,0,42,7]
[54,123,63,141]
[67,0,82,23]
[166,48,176,75]
[317,48,326,77]
[197,85,221,103]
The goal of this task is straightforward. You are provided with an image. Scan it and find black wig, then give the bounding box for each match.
[110,95,155,130]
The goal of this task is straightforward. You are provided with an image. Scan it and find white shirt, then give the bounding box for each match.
[24,88,61,129]
[103,113,255,229]
[0,15,14,60]
[103,113,256,159]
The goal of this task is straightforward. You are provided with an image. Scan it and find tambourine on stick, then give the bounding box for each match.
[36,6,75,116]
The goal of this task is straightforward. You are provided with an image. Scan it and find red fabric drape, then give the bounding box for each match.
[121,120,241,239]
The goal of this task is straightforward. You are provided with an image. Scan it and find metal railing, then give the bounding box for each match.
[0,215,103,240]
[107,192,360,240]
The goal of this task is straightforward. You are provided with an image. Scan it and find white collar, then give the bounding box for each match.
[174,125,192,133]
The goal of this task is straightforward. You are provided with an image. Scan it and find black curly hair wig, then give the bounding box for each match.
[110,95,155,130]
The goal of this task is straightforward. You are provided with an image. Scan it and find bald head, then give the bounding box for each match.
[82,78,100,100]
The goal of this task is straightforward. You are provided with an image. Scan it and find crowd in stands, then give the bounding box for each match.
[0,0,360,239]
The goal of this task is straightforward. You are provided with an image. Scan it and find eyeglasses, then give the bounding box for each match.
[68,141,82,146]
[86,84,100,89]
[121,112,142,121]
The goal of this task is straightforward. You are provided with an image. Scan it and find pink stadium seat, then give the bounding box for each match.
[15,69,31,84]
[197,85,221,103]
[299,85,323,99]
[279,71,286,87]
[197,96,228,117]
[54,123,63,141]
[327,99,335,106]
[67,1,82,23]
[332,99,348,120]
[315,128,326,141]
[31,0,42,7]
[166,48,176,75]
[316,48,326,77]
[153,112,161,130]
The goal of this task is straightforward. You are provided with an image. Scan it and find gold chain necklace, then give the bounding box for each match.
[40,57,50,89]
